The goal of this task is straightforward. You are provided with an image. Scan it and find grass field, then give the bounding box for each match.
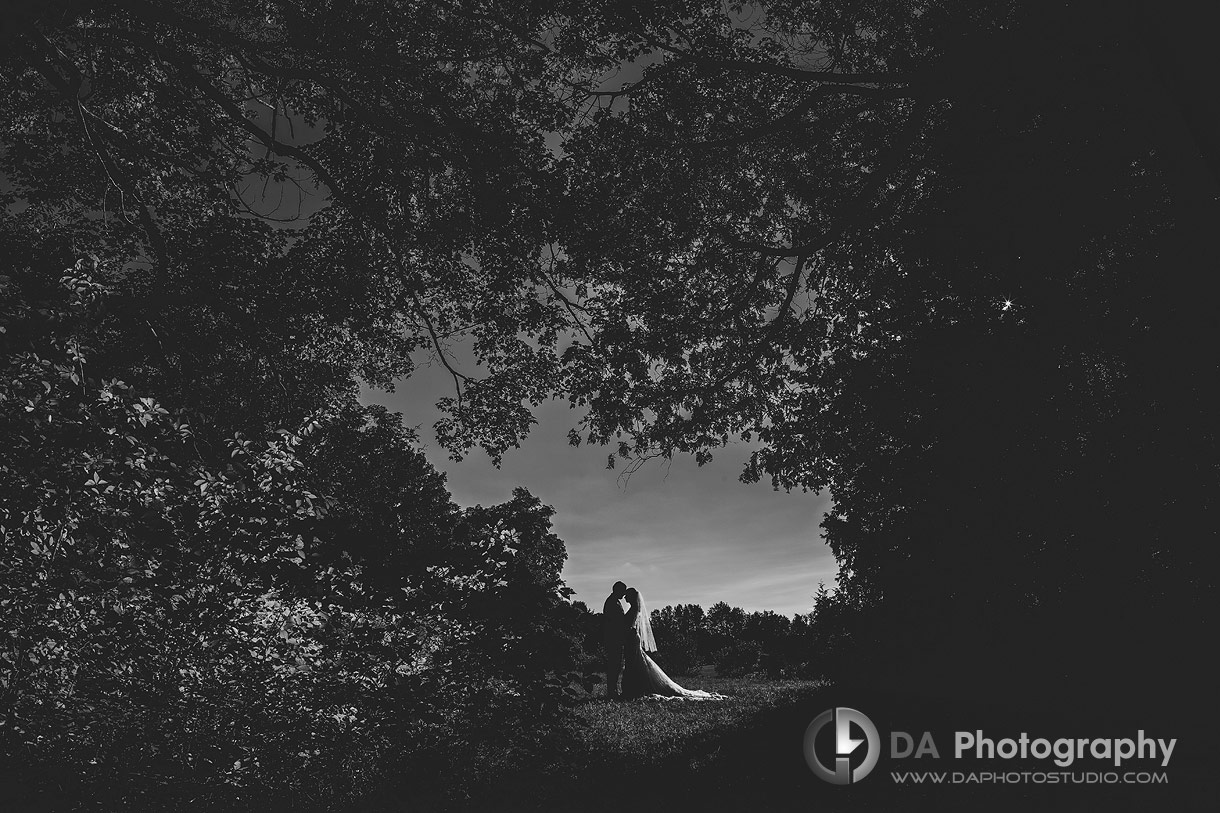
[398,675,1211,813]
[437,677,836,812]
[565,677,827,783]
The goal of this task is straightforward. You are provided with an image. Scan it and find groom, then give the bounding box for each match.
[602,581,628,700]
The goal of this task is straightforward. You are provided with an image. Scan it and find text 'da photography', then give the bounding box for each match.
[2,0,1216,811]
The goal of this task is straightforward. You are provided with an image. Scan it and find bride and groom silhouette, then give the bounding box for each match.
[602,581,723,701]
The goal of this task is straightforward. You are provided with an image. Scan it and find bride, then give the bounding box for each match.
[621,588,724,700]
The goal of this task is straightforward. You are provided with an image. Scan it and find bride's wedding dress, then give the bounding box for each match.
[621,592,723,700]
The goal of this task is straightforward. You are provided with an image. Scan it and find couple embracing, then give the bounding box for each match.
[602,581,723,701]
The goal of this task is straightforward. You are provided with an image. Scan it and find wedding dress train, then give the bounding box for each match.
[621,641,722,700]
[621,591,724,700]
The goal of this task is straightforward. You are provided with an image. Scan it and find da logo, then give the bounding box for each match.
[803,707,880,785]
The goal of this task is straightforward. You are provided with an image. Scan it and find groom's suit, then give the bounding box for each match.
[602,593,626,698]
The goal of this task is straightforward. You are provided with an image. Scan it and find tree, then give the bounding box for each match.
[1,1,974,465]
[6,0,1216,760]
[552,1,1219,702]
[649,603,704,676]
[701,601,746,661]
[448,488,578,691]
[3,0,585,458]
[302,403,460,596]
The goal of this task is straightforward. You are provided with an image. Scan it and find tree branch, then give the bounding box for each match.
[686,55,907,85]
[410,289,470,411]
[535,250,595,345]
[18,27,170,265]
[92,28,352,210]
[707,255,810,391]
[694,85,907,150]
[575,56,686,100]
[736,101,931,257]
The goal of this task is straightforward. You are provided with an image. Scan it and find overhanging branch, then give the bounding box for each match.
[18,26,170,265]
[736,101,931,257]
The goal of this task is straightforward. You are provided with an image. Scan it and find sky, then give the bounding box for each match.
[246,44,839,618]
[350,54,836,618]
[360,352,838,618]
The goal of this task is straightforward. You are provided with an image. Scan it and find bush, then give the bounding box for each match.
[650,636,701,677]
[712,641,763,678]
[0,260,584,809]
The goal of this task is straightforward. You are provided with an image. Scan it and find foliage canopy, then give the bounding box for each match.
[3,0,1218,804]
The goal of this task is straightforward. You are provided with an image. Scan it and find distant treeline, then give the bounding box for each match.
[576,586,850,680]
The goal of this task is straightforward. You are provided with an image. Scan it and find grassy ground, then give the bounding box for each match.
[443,677,846,812]
[404,674,1211,813]
[566,677,827,778]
